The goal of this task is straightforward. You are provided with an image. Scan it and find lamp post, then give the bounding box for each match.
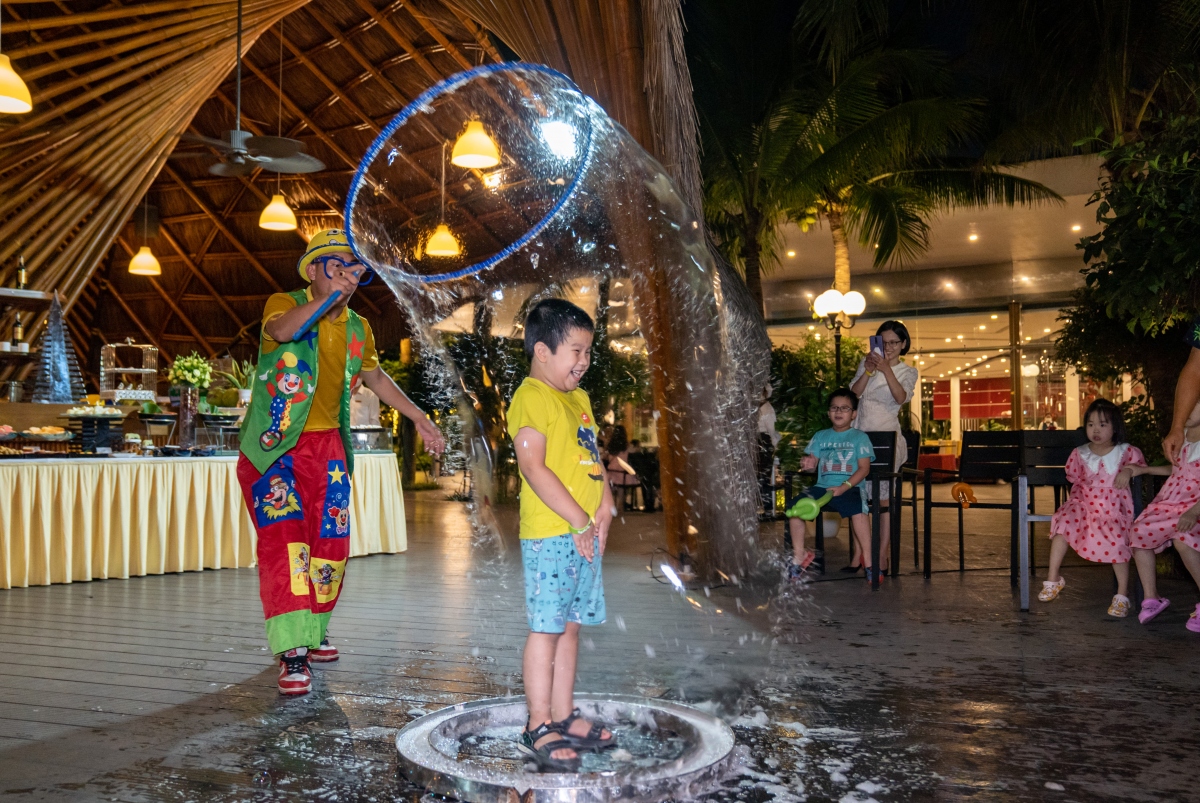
[813,289,866,386]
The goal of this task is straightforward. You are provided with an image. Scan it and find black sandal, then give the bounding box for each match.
[553,708,616,751]
[518,721,581,772]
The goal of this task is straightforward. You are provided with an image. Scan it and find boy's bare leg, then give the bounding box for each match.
[548,623,579,723]
[1132,548,1160,599]
[1113,561,1130,597]
[523,631,577,759]
[850,514,873,568]
[550,622,611,740]
[790,518,811,565]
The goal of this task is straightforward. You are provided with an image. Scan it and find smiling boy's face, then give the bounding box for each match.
[827,397,857,429]
[533,326,593,393]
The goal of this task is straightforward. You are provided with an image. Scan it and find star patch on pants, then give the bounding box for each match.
[321,459,350,538]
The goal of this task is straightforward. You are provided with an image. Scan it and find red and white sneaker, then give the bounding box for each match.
[309,637,339,663]
[278,648,312,695]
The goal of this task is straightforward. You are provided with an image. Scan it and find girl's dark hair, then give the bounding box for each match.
[607,424,628,455]
[876,320,911,355]
[523,298,594,360]
[827,387,859,411]
[1084,398,1126,444]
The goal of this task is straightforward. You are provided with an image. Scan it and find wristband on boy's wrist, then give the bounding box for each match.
[568,516,595,535]
[842,480,853,487]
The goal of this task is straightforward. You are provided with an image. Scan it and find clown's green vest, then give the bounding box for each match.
[240,289,367,475]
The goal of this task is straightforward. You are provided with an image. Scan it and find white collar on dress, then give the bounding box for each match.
[1077,442,1129,474]
[1185,438,1200,464]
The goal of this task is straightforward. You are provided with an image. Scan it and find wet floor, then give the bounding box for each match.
[1,484,1198,802]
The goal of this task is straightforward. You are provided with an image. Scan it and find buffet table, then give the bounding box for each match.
[0,452,406,589]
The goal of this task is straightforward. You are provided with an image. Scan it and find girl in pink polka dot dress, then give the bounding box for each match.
[1126,399,1200,632]
[1040,399,1146,617]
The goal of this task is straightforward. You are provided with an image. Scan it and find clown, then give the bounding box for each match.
[236,228,445,696]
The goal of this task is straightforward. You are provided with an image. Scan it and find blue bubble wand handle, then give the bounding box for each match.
[294,291,341,339]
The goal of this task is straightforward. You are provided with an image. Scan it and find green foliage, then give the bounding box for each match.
[214,359,255,390]
[688,0,1060,308]
[1080,115,1200,336]
[1121,395,1167,466]
[770,335,867,470]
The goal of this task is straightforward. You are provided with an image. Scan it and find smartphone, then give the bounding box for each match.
[866,336,883,376]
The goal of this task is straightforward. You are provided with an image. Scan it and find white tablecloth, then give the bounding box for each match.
[0,452,406,589]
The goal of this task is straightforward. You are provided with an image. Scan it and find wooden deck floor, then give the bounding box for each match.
[2,485,1198,802]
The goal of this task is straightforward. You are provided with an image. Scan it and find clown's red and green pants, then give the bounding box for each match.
[237,429,352,655]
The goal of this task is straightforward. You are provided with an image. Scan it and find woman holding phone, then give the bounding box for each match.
[846,320,918,574]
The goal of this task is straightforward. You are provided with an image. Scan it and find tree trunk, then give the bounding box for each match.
[827,206,852,293]
[741,217,765,316]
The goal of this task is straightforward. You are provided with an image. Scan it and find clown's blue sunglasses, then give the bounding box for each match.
[316,254,375,286]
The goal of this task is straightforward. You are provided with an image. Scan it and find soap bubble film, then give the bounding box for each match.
[347,63,771,579]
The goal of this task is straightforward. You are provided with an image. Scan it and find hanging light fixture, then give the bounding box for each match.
[259,21,297,232]
[425,142,461,257]
[128,246,162,276]
[451,120,500,169]
[259,193,297,231]
[0,8,32,114]
[128,197,161,276]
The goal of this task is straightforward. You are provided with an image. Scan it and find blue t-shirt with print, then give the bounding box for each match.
[805,427,876,487]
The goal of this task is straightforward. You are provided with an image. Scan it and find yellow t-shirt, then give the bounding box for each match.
[507,377,605,539]
[262,290,380,431]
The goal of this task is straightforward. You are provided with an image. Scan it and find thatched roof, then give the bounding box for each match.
[0,0,701,388]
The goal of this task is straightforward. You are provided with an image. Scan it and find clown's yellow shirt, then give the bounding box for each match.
[507,377,606,539]
[262,290,379,431]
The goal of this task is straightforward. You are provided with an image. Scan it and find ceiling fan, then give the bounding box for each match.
[182,0,324,177]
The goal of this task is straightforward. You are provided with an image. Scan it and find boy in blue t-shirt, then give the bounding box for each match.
[786,388,875,580]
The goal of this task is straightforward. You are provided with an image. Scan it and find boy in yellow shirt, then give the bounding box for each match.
[507,299,617,771]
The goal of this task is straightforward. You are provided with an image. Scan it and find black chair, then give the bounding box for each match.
[922,431,1022,579]
[627,451,659,512]
[864,431,902,588]
[1019,430,1087,579]
[893,430,920,568]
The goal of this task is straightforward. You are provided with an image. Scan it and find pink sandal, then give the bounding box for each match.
[1187,604,1200,633]
[1138,597,1170,625]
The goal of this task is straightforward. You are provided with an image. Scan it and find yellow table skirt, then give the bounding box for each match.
[0,452,406,589]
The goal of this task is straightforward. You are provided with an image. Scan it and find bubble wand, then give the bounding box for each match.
[293,291,341,339]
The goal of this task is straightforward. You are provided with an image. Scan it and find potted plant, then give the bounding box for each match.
[167,352,212,449]
[215,359,255,407]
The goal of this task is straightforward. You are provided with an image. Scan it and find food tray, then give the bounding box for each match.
[22,432,74,442]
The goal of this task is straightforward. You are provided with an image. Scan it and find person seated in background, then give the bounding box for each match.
[626,442,659,512]
[605,424,641,510]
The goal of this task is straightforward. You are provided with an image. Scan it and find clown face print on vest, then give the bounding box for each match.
[260,351,314,450]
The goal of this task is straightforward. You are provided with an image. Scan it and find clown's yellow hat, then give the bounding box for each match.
[296,228,354,280]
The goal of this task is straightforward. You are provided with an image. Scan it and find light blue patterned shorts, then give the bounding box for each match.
[521,533,606,634]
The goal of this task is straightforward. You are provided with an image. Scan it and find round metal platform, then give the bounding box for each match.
[396,693,736,803]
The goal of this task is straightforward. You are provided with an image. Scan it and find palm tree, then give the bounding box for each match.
[969,0,1200,161]
[689,0,1062,311]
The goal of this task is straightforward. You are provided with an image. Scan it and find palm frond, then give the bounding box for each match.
[844,183,932,268]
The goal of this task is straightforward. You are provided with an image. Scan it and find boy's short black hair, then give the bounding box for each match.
[827,387,859,411]
[1084,398,1127,444]
[523,298,594,360]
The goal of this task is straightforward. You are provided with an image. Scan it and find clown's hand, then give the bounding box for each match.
[416,416,446,455]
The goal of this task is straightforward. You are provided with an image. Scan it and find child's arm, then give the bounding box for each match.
[513,426,598,561]
[1114,461,1170,488]
[831,456,872,496]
